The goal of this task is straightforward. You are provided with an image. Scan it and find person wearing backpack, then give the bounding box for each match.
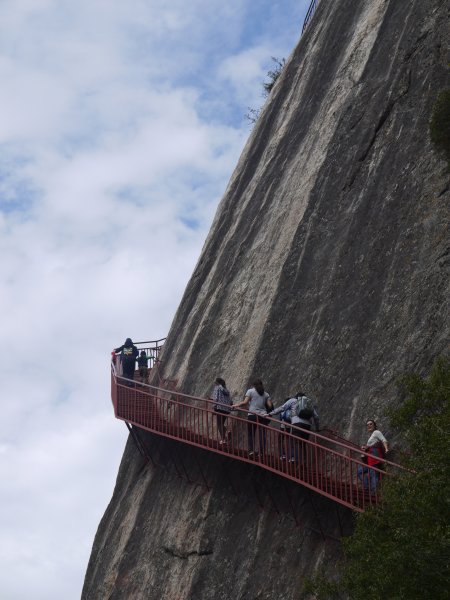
[210,377,233,444]
[358,419,389,492]
[233,379,273,457]
[114,338,139,382]
[268,391,319,462]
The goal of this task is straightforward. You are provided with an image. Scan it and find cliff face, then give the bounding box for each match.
[83,0,449,598]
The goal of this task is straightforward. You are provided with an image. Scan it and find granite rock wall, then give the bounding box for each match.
[159,0,449,441]
[83,0,449,597]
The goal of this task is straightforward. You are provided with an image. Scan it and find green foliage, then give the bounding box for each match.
[304,356,450,600]
[245,57,286,125]
[430,88,450,167]
[302,573,344,600]
[262,57,286,98]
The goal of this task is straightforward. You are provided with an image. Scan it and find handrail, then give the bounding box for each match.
[112,338,166,374]
[308,427,407,471]
[114,371,405,472]
[302,0,321,33]
[111,362,408,512]
[134,338,166,346]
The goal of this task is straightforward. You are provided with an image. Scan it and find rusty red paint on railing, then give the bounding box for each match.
[111,361,407,512]
[112,338,166,378]
[135,337,166,371]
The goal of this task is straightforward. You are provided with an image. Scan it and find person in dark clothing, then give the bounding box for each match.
[138,350,150,383]
[114,338,138,381]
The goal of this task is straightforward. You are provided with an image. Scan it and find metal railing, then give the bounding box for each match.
[302,0,321,33]
[111,361,408,512]
[134,338,166,369]
[112,338,166,376]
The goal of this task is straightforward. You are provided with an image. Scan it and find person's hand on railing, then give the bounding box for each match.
[231,399,248,410]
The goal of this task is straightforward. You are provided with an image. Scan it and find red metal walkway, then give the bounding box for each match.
[111,342,407,513]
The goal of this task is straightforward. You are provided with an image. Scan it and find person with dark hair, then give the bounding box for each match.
[358,419,389,491]
[234,378,273,457]
[114,338,138,381]
[138,350,150,384]
[210,377,232,444]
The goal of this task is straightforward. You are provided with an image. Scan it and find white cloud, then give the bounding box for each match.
[0,0,308,598]
[218,45,275,109]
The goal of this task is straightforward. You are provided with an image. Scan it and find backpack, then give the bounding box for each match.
[292,395,314,420]
[280,409,291,423]
[374,441,387,470]
[279,397,292,423]
[265,396,274,413]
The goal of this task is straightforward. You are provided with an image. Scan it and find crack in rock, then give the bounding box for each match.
[163,546,214,560]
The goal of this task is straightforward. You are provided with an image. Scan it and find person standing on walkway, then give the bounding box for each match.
[234,379,273,457]
[138,350,150,384]
[210,377,233,444]
[268,391,319,462]
[358,419,389,491]
[114,338,138,381]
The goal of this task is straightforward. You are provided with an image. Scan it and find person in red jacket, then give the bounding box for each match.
[358,419,389,491]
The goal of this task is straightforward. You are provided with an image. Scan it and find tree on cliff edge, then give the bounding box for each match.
[304,356,450,600]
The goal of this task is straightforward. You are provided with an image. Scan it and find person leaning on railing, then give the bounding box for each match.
[358,419,389,491]
[114,338,138,381]
[233,379,273,457]
[268,391,319,463]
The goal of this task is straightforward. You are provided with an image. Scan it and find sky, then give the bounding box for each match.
[0,1,310,598]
